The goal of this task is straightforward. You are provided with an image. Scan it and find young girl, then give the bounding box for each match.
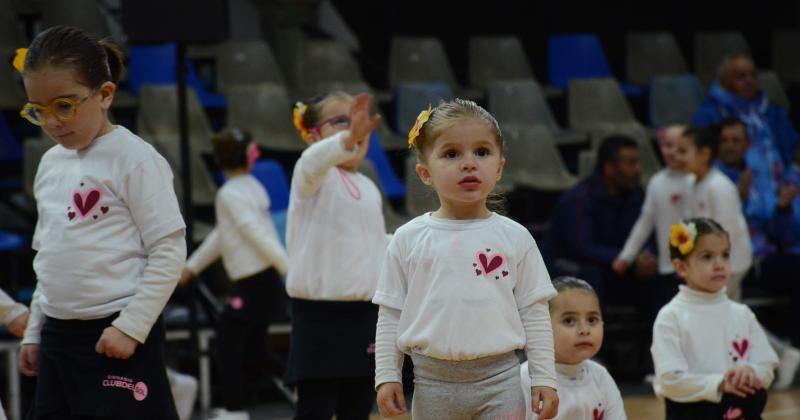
[181,128,288,420]
[284,92,387,419]
[614,124,692,278]
[651,218,778,419]
[16,26,186,418]
[675,127,753,301]
[520,277,626,420]
[374,100,559,420]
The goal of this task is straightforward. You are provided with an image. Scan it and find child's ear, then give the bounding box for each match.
[672,258,688,279]
[415,162,433,186]
[496,157,506,180]
[98,81,116,109]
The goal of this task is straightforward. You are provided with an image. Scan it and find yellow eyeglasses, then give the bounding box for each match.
[19,91,95,126]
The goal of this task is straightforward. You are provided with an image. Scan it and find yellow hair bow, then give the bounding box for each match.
[293,102,309,141]
[670,222,698,255]
[408,104,432,149]
[12,48,27,73]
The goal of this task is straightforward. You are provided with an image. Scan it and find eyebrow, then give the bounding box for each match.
[28,93,81,106]
[559,311,602,317]
[437,140,495,149]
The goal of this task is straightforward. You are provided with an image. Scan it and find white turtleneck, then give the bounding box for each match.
[651,285,778,403]
[521,359,627,420]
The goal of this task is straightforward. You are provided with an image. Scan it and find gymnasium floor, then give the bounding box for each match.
[206,387,800,419]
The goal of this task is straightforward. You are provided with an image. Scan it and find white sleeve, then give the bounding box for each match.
[0,289,27,325]
[21,287,45,345]
[219,194,289,276]
[291,131,358,199]
[600,366,628,420]
[372,239,407,310]
[514,242,557,309]
[651,311,724,402]
[185,228,221,275]
[618,182,656,262]
[519,302,558,390]
[375,305,405,388]
[113,230,186,343]
[744,309,779,387]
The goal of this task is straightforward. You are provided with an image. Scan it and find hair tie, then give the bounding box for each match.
[408,104,433,149]
[12,48,27,73]
[670,222,698,255]
[293,102,309,141]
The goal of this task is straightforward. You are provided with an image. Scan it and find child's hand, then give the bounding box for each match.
[721,365,762,397]
[532,386,558,419]
[345,93,381,151]
[376,382,406,418]
[7,310,29,337]
[95,326,139,359]
[19,343,39,376]
[178,267,193,287]
[611,258,629,275]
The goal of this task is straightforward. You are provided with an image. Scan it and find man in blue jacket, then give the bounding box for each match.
[544,136,658,306]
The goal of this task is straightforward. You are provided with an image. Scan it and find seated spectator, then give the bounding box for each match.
[544,136,659,316]
[693,54,798,175]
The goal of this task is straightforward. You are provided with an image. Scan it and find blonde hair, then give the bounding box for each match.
[411,99,503,160]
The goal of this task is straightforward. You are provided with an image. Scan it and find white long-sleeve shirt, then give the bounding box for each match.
[285,131,388,301]
[186,174,288,279]
[690,169,753,275]
[618,169,693,274]
[374,213,558,390]
[521,360,627,420]
[651,285,778,403]
[24,126,186,344]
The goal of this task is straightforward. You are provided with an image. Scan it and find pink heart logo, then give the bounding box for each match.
[724,407,743,419]
[476,251,505,276]
[73,188,103,219]
[732,338,749,359]
[593,408,604,420]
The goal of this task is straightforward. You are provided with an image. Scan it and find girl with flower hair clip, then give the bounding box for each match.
[375,99,559,419]
[651,217,778,419]
[284,91,389,420]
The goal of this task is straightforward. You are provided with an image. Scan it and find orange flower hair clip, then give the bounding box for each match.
[12,48,27,73]
[408,104,433,149]
[293,101,309,141]
[670,222,698,255]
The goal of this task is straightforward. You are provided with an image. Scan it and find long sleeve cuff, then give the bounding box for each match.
[375,305,404,389]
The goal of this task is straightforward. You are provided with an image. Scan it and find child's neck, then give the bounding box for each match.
[224,168,249,179]
[433,202,492,220]
[694,165,711,182]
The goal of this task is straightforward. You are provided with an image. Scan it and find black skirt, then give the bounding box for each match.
[32,314,178,420]
[284,298,378,385]
[223,267,288,324]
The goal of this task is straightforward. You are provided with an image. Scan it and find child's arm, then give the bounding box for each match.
[652,314,725,402]
[218,194,288,276]
[20,287,45,376]
[375,305,406,418]
[292,94,381,199]
[181,228,221,285]
[614,182,657,273]
[600,366,628,420]
[110,157,187,347]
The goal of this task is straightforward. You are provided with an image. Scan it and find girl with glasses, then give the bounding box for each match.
[16,26,185,419]
[285,91,387,420]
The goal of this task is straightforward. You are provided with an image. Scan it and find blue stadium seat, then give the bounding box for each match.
[366,132,405,199]
[128,43,226,108]
[548,33,644,97]
[250,159,291,212]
